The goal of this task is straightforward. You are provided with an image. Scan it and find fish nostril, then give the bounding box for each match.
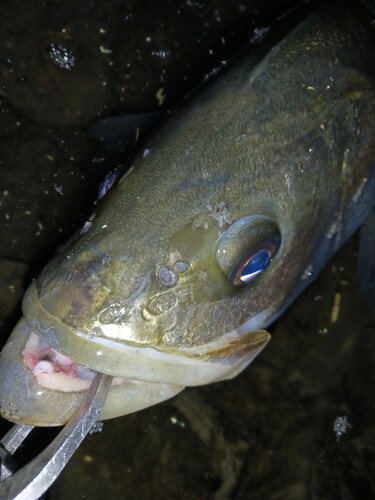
[156,261,191,288]
[173,261,190,273]
[157,266,178,287]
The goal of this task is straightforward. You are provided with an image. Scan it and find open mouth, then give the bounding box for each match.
[23,332,99,392]
[0,288,270,426]
[22,332,131,392]
[0,317,185,426]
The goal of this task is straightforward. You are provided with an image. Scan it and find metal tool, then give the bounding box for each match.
[0,372,112,499]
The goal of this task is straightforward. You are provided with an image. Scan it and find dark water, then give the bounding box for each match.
[0,1,374,498]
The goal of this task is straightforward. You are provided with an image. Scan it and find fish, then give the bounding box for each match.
[0,3,374,426]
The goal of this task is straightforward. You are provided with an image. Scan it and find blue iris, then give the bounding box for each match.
[229,239,280,287]
[228,235,280,287]
[239,250,271,284]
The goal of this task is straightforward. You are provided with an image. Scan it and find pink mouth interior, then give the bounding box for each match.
[22,333,123,392]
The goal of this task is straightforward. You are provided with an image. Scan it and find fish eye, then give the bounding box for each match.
[216,214,281,287]
[228,237,280,287]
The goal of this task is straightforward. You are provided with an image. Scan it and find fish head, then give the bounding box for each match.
[0,129,336,428]
[1,165,287,424]
[22,170,281,385]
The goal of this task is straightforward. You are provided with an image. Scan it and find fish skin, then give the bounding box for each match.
[1,4,375,425]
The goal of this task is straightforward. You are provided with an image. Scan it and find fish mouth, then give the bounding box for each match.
[0,317,184,426]
[23,331,103,393]
[0,282,270,426]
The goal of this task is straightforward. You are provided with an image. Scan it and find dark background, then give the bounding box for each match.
[0,1,374,498]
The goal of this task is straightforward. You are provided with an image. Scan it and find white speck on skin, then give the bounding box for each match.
[301,264,313,280]
[193,201,232,229]
[326,221,340,239]
[207,202,232,227]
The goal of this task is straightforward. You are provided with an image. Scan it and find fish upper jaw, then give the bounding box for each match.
[21,281,270,387]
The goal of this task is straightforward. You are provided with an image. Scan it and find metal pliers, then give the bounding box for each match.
[0,373,112,499]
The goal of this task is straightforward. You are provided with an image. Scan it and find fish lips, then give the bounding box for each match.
[0,282,270,426]
[0,317,184,426]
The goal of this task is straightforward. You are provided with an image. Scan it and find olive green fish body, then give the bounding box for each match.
[0,5,374,425]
